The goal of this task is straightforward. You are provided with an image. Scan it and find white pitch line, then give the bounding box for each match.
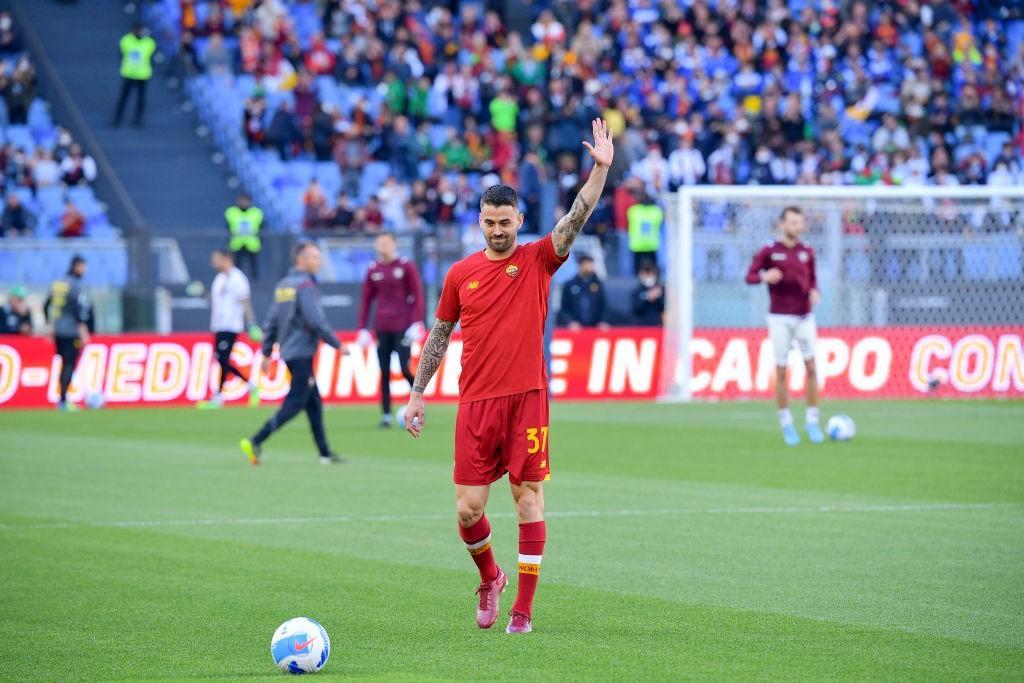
[0,502,1013,532]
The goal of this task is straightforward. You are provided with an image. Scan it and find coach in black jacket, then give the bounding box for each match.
[559,254,606,329]
[240,241,345,465]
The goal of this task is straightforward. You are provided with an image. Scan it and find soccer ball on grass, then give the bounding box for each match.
[826,414,856,441]
[271,617,330,674]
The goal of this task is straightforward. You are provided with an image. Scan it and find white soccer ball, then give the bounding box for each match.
[270,617,330,675]
[826,414,856,441]
[84,391,106,410]
[396,405,419,430]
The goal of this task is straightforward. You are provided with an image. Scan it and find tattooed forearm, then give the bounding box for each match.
[552,163,609,257]
[552,195,591,257]
[411,319,455,393]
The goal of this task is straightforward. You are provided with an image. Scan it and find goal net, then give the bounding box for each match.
[660,186,1024,401]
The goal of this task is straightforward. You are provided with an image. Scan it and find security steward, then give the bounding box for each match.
[113,22,156,127]
[226,193,264,281]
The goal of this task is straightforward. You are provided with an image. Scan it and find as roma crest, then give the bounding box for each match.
[505,264,520,278]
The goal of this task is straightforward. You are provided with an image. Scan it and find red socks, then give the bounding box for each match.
[459,515,498,582]
[512,521,546,617]
[461,517,547,617]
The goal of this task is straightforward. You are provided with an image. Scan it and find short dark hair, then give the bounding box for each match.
[637,258,658,273]
[779,205,804,221]
[577,254,595,264]
[480,184,519,210]
[292,240,318,262]
[213,248,233,260]
[69,254,85,273]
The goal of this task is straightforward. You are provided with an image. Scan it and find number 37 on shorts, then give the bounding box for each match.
[453,388,551,486]
[526,427,548,455]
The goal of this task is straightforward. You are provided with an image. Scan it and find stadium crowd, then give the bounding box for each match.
[0,12,104,240]
[165,0,1023,241]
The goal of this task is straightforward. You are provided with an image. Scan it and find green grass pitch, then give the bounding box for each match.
[1,400,1022,680]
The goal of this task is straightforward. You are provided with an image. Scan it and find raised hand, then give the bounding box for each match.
[582,118,614,167]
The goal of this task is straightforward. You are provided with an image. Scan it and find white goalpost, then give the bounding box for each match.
[660,185,1024,401]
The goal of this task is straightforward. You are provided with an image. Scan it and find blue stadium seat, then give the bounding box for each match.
[36,186,64,212]
[0,251,17,279]
[288,160,317,186]
[984,132,1012,166]
[359,162,392,203]
[27,99,52,130]
[4,125,33,150]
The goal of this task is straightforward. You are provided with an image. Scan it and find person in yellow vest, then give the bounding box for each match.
[226,193,264,280]
[113,22,156,127]
[626,194,663,273]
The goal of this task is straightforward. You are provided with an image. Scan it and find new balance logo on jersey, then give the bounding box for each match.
[468,281,480,290]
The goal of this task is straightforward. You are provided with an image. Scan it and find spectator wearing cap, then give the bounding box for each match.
[0,285,31,334]
[559,254,606,330]
[632,262,665,327]
[0,193,32,237]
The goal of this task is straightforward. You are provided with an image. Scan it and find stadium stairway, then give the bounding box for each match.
[6,0,238,280]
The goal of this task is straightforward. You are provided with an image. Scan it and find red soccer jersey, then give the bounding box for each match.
[744,240,817,315]
[358,257,425,332]
[435,234,567,403]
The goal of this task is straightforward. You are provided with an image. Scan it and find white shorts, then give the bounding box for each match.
[767,314,817,367]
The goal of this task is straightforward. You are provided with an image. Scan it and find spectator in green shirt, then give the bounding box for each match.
[488,87,519,134]
[407,76,430,122]
[384,72,406,114]
[439,127,472,170]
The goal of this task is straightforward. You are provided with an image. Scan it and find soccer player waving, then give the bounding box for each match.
[404,119,614,634]
[745,206,825,446]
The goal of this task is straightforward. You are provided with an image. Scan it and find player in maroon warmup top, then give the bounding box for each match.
[357,232,425,427]
[404,119,614,634]
[744,205,824,446]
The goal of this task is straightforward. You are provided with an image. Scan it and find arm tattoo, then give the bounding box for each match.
[411,319,455,393]
[552,194,591,257]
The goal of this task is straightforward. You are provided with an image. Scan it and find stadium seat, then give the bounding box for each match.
[4,125,34,150]
[359,162,392,203]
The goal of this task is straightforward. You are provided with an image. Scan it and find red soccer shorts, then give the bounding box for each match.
[453,389,551,486]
